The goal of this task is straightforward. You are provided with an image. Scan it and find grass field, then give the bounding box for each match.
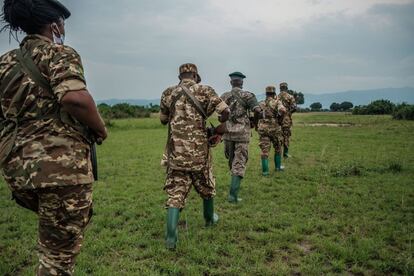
[1,113,413,275]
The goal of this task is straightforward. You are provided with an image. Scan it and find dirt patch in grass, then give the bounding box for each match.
[299,122,356,127]
[298,240,314,254]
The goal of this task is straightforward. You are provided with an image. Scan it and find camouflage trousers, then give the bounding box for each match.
[259,134,283,158]
[164,168,216,209]
[11,184,93,276]
[282,127,292,147]
[224,141,249,177]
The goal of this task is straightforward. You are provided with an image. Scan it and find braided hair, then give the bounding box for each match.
[1,0,70,37]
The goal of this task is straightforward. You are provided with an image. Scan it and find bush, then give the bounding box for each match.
[340,101,353,111]
[310,102,322,111]
[392,103,414,120]
[97,103,152,120]
[330,102,341,112]
[353,99,395,115]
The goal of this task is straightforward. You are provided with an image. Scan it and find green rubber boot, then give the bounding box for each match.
[228,175,242,203]
[203,198,219,227]
[283,146,290,158]
[165,207,180,249]
[261,158,270,176]
[275,154,284,171]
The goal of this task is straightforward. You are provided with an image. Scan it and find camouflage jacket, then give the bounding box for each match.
[0,35,93,190]
[221,87,259,142]
[257,96,285,136]
[278,91,296,128]
[160,79,228,171]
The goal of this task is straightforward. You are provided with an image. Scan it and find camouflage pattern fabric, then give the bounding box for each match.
[0,34,94,276]
[221,88,259,142]
[164,166,215,209]
[259,135,283,157]
[0,34,94,189]
[278,91,296,128]
[257,96,285,157]
[12,183,93,276]
[160,79,228,171]
[278,91,296,147]
[282,128,292,147]
[224,141,249,177]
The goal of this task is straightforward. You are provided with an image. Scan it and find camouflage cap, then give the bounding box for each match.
[179,63,198,74]
[266,86,276,93]
[229,72,246,80]
[280,82,288,88]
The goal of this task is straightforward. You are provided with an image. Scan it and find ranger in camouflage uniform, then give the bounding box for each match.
[160,63,229,249]
[0,1,107,275]
[221,72,260,203]
[278,82,297,158]
[257,86,286,175]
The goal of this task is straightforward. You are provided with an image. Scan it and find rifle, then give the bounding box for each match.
[90,137,103,181]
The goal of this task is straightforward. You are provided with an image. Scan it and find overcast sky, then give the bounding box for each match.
[1,0,413,100]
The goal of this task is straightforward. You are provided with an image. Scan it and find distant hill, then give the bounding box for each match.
[97,87,414,108]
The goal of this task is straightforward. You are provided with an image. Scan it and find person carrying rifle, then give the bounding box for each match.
[160,63,229,249]
[0,0,107,274]
[221,72,261,203]
[278,82,297,158]
[257,86,286,175]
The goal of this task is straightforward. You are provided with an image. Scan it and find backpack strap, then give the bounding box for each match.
[231,89,248,110]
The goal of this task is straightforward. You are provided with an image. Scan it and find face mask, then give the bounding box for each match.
[51,23,65,45]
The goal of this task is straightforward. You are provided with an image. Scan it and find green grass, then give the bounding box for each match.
[1,113,413,275]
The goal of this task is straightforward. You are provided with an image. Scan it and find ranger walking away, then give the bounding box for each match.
[160,63,229,249]
[0,0,107,275]
[278,82,297,158]
[257,86,286,175]
[221,72,261,203]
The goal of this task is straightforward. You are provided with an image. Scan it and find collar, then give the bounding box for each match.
[179,78,196,86]
[20,34,53,47]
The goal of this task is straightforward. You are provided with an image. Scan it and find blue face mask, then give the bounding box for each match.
[51,23,65,45]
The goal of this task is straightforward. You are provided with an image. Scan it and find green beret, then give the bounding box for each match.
[229,72,246,80]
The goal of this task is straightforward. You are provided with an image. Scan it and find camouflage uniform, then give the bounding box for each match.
[278,83,297,148]
[160,72,228,209]
[257,96,285,158]
[221,88,259,177]
[0,35,94,275]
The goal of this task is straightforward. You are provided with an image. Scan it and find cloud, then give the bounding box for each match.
[0,0,413,99]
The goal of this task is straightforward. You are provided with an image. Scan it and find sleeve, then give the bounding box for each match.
[160,89,170,124]
[206,87,228,116]
[49,46,87,103]
[277,99,286,112]
[246,93,259,111]
[290,95,297,111]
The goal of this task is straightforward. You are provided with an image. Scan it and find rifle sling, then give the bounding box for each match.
[179,85,208,120]
[15,48,53,94]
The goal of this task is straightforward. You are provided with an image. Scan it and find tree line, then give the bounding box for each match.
[97,103,160,120]
[306,99,414,120]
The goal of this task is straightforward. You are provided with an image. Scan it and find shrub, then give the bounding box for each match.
[310,102,322,111]
[392,103,414,120]
[353,99,395,115]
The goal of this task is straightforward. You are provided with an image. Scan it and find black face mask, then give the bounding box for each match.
[266,93,275,97]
